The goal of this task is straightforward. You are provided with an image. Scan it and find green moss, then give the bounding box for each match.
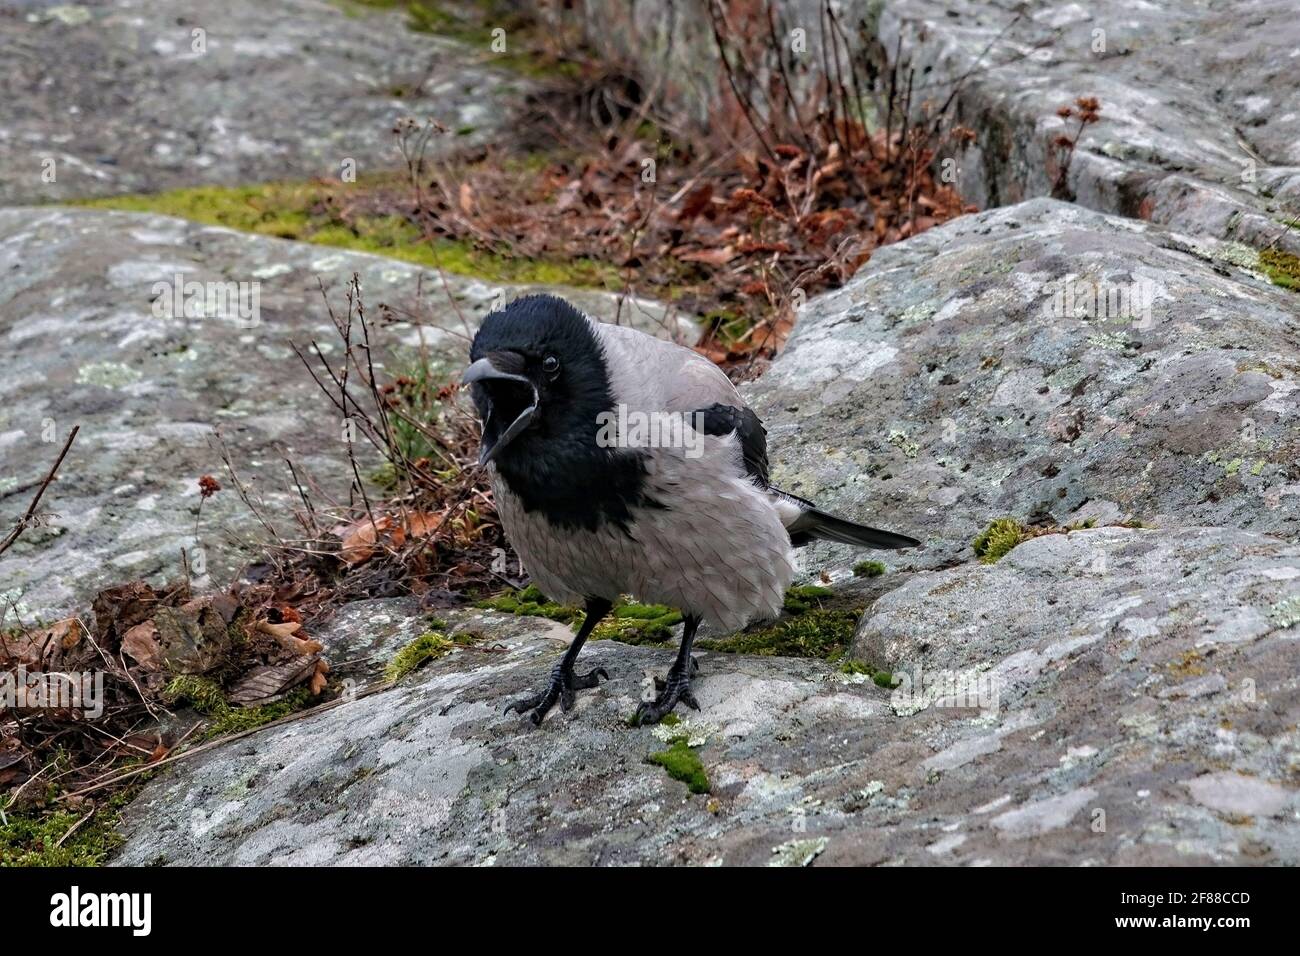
[590,600,683,645]
[972,518,1025,564]
[476,589,683,640]
[782,584,836,615]
[1,786,141,867]
[204,688,314,739]
[162,674,227,714]
[838,658,896,686]
[80,182,620,288]
[646,737,710,794]
[1260,248,1300,292]
[385,630,455,682]
[698,608,860,661]
[165,675,315,740]
[477,587,582,624]
[853,560,887,578]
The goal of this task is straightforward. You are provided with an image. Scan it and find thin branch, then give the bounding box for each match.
[0,424,79,559]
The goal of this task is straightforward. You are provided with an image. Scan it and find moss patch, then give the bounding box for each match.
[838,659,896,686]
[0,786,141,867]
[971,518,1025,564]
[477,585,583,624]
[162,674,227,714]
[590,601,682,645]
[782,584,836,615]
[482,584,858,659]
[385,630,455,682]
[477,588,681,642]
[1260,248,1300,292]
[204,688,315,738]
[646,737,710,794]
[853,560,887,578]
[80,181,620,288]
[163,675,315,740]
[698,607,860,661]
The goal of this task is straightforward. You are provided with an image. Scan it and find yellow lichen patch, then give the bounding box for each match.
[79,180,621,288]
[1259,248,1300,292]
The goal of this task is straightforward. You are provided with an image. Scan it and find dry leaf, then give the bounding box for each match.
[121,621,163,672]
[256,620,302,639]
[309,659,330,695]
[677,183,714,223]
[227,657,320,707]
[404,510,445,539]
[337,514,396,566]
[676,245,736,266]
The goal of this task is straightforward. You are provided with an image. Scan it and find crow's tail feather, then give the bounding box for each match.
[775,489,920,550]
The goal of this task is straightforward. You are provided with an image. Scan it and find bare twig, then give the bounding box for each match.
[0,424,79,559]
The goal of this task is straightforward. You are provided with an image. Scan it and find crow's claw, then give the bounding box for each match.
[636,664,700,725]
[653,656,698,692]
[506,662,609,726]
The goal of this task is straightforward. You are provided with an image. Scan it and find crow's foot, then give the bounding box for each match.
[635,661,700,726]
[653,655,698,692]
[505,661,608,726]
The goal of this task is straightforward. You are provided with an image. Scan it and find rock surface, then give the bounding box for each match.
[115,523,1300,865]
[745,198,1300,576]
[4,0,1298,867]
[0,205,689,621]
[877,0,1300,253]
[0,0,510,204]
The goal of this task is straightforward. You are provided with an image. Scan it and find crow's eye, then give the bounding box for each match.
[542,355,560,377]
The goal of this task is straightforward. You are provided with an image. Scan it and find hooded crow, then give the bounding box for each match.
[464,294,919,726]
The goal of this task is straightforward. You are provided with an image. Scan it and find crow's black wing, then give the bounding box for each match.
[693,402,769,487]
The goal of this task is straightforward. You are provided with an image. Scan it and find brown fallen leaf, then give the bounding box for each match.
[256,619,320,655]
[337,514,397,566]
[121,621,163,672]
[227,657,321,707]
[404,510,445,539]
[677,183,714,223]
[309,659,330,695]
[675,245,736,266]
[90,580,161,643]
[1,618,88,669]
[256,620,302,640]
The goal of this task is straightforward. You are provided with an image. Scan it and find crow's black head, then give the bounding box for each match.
[464,295,653,531]
[465,294,611,465]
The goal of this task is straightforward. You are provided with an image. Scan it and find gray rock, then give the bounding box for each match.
[114,521,1300,866]
[744,198,1300,578]
[877,0,1300,252]
[0,205,691,621]
[0,0,512,204]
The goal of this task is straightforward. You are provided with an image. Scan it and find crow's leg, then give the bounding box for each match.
[634,614,701,726]
[505,596,612,726]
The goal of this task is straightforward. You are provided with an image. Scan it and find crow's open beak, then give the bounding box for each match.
[462,357,538,465]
